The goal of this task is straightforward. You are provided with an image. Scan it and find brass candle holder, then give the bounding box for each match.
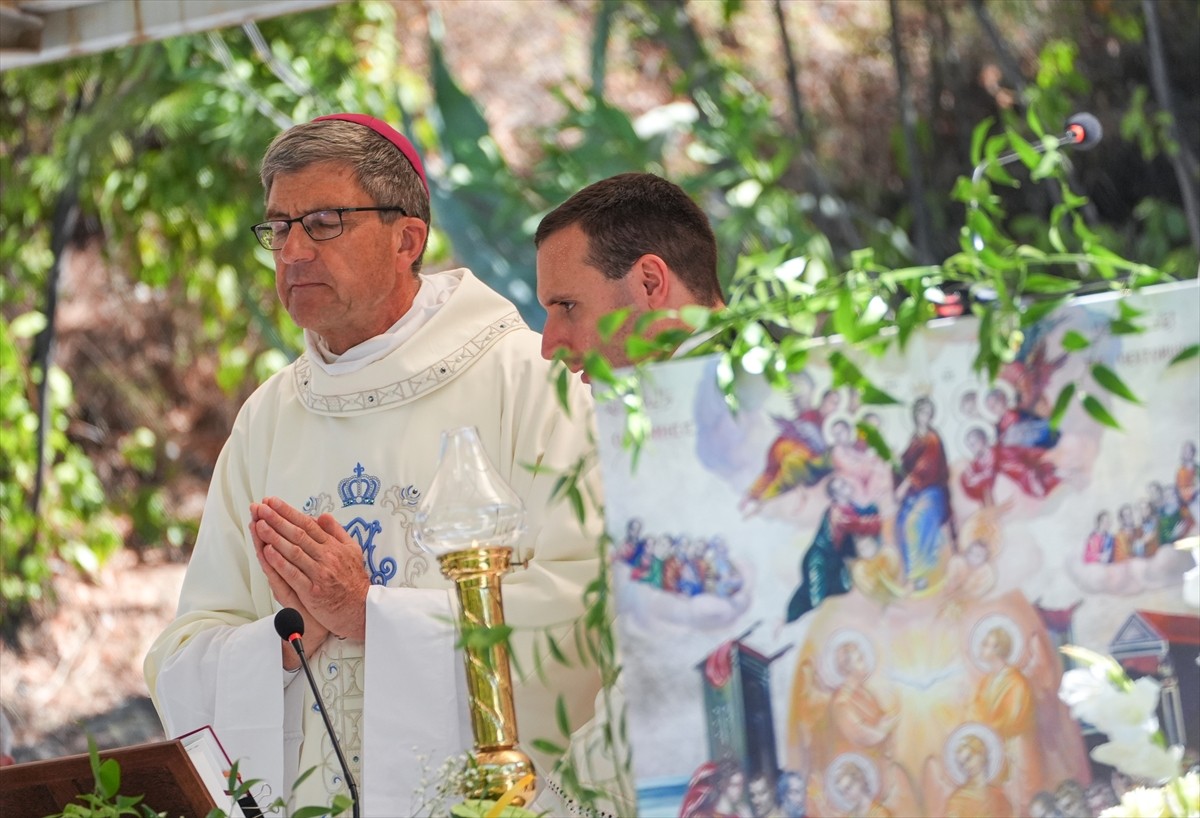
[438,546,536,805]
[416,426,536,806]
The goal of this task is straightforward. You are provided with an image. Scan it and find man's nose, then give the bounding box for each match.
[279,225,317,263]
[540,320,567,362]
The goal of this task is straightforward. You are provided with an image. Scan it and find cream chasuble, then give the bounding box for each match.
[145,269,602,815]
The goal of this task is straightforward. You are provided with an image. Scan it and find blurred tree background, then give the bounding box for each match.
[1,0,1197,631]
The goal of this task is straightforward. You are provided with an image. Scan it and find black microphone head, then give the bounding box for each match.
[1065,112,1102,150]
[274,607,305,641]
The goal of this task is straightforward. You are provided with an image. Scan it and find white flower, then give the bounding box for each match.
[1100,784,1169,818]
[1091,739,1183,785]
[1059,664,1112,716]
[1059,666,1161,740]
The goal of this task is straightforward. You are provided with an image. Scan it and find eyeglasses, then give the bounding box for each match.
[251,206,408,251]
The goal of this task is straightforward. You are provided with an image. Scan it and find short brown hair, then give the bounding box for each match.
[259,119,431,271]
[535,172,722,306]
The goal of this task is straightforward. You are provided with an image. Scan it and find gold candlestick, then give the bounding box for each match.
[416,426,536,806]
[438,546,536,805]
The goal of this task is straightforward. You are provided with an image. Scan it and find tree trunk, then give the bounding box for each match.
[888,0,933,264]
[770,0,862,250]
[1141,0,1200,252]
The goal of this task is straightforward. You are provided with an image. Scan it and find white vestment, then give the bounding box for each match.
[144,269,602,816]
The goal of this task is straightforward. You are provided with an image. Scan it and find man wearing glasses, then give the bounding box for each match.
[144,114,601,814]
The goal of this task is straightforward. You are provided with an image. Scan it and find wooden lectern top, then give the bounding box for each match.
[0,737,218,818]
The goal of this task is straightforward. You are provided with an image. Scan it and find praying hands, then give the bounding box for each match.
[249,496,370,668]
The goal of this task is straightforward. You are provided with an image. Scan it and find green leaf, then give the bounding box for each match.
[597,307,631,342]
[97,757,121,799]
[531,738,566,756]
[566,483,585,523]
[969,117,995,166]
[1109,318,1143,335]
[678,305,711,329]
[1020,297,1068,327]
[1009,130,1041,169]
[855,421,893,463]
[1168,344,1198,367]
[9,311,47,338]
[1081,394,1121,429]
[832,290,858,341]
[556,693,571,737]
[624,334,663,362]
[555,367,570,413]
[581,351,616,385]
[545,630,569,666]
[1060,330,1090,351]
[1091,364,1141,404]
[330,793,355,816]
[292,806,336,818]
[1023,273,1080,294]
[1048,383,1075,431]
[1117,300,1146,320]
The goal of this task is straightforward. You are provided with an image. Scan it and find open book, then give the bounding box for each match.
[178,725,263,817]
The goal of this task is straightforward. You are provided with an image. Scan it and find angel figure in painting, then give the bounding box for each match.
[787,629,920,816]
[815,753,892,818]
[850,535,905,607]
[740,382,840,516]
[923,724,1013,818]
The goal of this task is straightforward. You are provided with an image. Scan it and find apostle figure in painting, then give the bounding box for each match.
[1149,479,1189,544]
[786,476,882,622]
[1177,440,1199,533]
[960,426,999,508]
[1114,503,1141,562]
[1083,511,1115,563]
[829,418,894,515]
[893,396,954,590]
[143,114,601,814]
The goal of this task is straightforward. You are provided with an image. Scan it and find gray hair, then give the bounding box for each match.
[259,119,431,271]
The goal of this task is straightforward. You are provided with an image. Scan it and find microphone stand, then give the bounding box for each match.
[287,636,361,818]
[966,112,1103,253]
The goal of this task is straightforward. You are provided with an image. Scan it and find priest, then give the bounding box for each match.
[143,114,602,815]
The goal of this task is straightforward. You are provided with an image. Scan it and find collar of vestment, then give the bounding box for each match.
[303,269,459,375]
[292,267,526,416]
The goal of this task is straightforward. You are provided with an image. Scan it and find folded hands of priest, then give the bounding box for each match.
[249,496,371,665]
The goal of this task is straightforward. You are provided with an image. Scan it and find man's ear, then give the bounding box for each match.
[395,217,429,271]
[634,254,673,309]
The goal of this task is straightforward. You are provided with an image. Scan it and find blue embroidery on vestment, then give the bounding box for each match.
[345,516,397,585]
[339,463,380,506]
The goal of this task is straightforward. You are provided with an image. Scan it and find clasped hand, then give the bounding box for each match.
[250,497,369,663]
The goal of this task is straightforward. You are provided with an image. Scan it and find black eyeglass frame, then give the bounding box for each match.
[251,206,409,251]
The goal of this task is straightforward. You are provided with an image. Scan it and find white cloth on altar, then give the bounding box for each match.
[144,268,602,815]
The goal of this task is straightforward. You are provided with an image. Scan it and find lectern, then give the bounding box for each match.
[0,738,218,818]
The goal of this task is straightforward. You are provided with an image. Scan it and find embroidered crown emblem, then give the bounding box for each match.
[339,463,381,506]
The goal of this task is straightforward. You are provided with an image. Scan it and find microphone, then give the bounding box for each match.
[274,608,360,818]
[968,112,1103,251]
[971,111,1103,185]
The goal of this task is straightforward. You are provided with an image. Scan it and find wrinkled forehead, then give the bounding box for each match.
[265,161,362,215]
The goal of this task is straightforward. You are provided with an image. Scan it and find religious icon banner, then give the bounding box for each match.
[593,280,1200,818]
